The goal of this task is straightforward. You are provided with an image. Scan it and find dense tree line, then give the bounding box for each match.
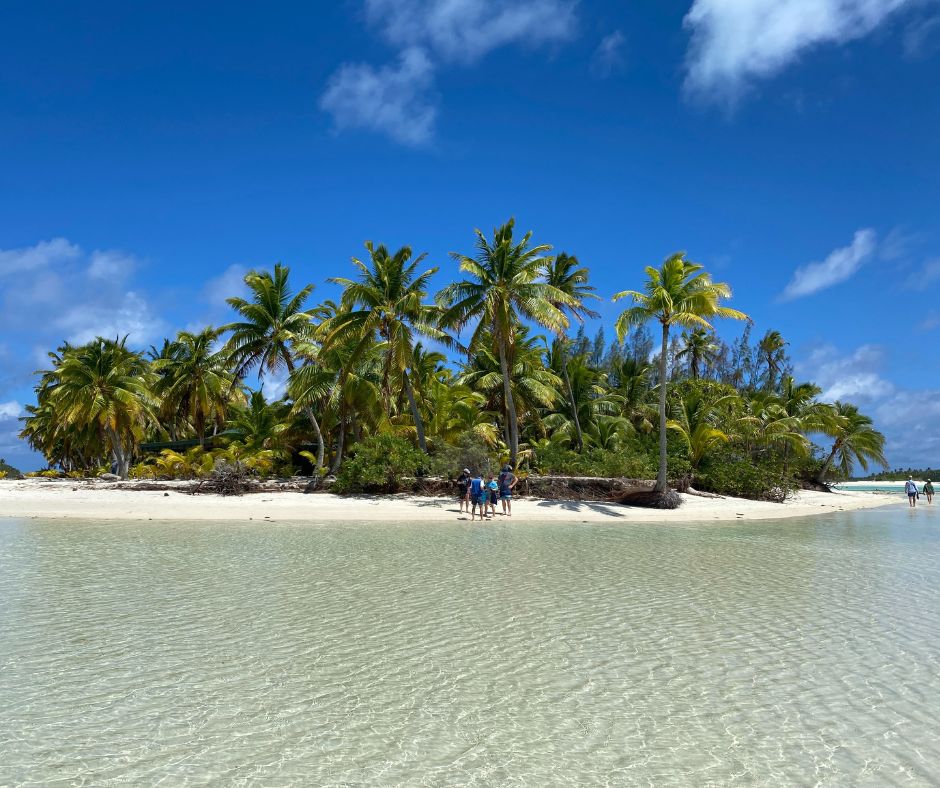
[20,219,887,498]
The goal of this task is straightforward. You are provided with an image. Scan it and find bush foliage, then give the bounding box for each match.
[333,434,426,494]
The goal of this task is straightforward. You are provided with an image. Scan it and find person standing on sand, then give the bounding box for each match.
[499,465,517,516]
[457,468,471,514]
[925,478,934,504]
[470,472,487,521]
[905,476,918,507]
[486,474,499,517]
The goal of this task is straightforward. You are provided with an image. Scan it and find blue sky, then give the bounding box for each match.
[1,0,938,471]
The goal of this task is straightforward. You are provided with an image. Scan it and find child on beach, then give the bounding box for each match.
[486,474,499,517]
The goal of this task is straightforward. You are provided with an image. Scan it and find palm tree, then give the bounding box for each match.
[815,402,887,483]
[608,356,656,433]
[666,387,736,473]
[152,327,242,447]
[758,330,787,392]
[676,328,718,380]
[457,326,563,450]
[50,338,156,478]
[614,253,748,493]
[326,242,452,453]
[223,263,325,474]
[227,389,292,454]
[439,218,575,464]
[544,252,600,452]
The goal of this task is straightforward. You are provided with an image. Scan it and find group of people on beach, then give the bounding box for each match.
[456,466,517,521]
[905,477,934,507]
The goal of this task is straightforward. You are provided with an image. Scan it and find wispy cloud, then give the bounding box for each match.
[781,229,877,300]
[919,310,940,330]
[904,257,940,289]
[321,0,577,145]
[320,48,437,146]
[684,0,924,103]
[365,0,577,61]
[904,12,940,57]
[591,30,625,77]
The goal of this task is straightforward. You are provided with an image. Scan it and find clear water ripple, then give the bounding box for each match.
[2,509,940,785]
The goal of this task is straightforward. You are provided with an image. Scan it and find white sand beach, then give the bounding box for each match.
[0,478,898,523]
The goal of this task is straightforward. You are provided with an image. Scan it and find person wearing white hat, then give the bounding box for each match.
[905,476,918,507]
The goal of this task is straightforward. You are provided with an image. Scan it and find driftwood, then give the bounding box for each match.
[613,488,682,509]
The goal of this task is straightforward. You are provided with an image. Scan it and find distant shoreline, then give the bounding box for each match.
[0,478,898,523]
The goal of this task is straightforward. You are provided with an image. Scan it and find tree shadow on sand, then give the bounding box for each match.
[535,500,626,518]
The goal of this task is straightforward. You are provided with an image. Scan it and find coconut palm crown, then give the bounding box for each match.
[438,218,577,464]
[613,252,748,492]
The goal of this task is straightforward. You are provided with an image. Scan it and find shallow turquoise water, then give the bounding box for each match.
[2,508,940,786]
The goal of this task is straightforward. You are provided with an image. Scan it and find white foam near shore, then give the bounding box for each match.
[0,478,898,523]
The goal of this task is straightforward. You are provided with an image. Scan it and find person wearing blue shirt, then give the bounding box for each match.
[470,472,488,521]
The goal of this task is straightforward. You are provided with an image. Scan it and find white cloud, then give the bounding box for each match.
[684,0,924,101]
[320,48,437,146]
[794,342,940,467]
[365,0,577,61]
[87,250,136,282]
[797,343,894,403]
[0,239,166,360]
[0,401,22,419]
[781,228,877,300]
[202,264,249,309]
[0,237,81,276]
[322,0,577,145]
[591,30,626,76]
[53,291,164,346]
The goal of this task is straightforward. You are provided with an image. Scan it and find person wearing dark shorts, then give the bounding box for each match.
[486,474,499,517]
[456,468,471,514]
[470,472,487,521]
[498,465,517,516]
[905,477,918,508]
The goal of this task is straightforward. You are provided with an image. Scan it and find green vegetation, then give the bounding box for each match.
[855,468,937,481]
[19,218,887,499]
[0,458,23,479]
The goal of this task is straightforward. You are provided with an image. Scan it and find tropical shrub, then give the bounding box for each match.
[426,431,499,479]
[529,442,654,479]
[333,434,425,493]
[695,448,793,501]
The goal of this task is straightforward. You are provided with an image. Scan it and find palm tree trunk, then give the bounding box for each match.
[655,322,669,493]
[106,426,130,479]
[330,412,345,475]
[498,341,519,464]
[283,356,325,479]
[816,442,840,484]
[403,371,428,453]
[559,348,584,452]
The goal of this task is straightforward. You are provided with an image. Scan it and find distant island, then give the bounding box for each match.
[18,220,888,504]
[854,468,937,481]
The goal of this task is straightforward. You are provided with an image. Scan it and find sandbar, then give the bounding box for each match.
[0,479,898,523]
